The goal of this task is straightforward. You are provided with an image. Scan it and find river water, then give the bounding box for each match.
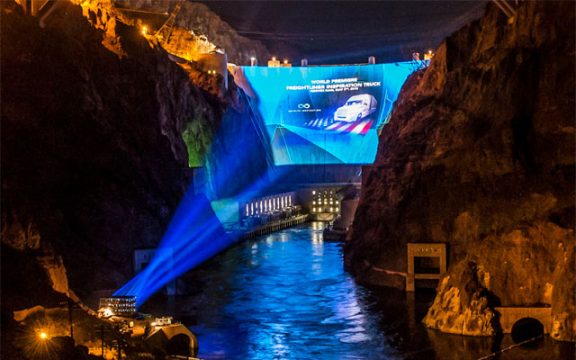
[159,223,574,359]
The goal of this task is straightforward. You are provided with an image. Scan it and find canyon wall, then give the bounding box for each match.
[2,0,271,356]
[2,0,196,302]
[345,1,574,341]
[1,0,267,312]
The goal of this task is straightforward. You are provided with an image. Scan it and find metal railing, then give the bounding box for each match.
[492,0,521,19]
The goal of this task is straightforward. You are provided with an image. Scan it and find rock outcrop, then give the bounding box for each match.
[113,0,270,64]
[345,1,575,341]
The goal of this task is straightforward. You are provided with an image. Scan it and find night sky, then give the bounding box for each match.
[198,1,488,64]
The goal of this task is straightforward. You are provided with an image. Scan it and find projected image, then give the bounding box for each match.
[241,63,415,165]
[334,94,377,123]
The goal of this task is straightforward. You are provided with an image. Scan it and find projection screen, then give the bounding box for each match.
[240,63,416,165]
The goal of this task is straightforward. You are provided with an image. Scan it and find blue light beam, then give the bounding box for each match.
[113,167,288,307]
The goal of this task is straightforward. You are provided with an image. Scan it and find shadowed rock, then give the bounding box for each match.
[345,1,575,341]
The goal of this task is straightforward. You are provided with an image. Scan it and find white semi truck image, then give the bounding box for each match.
[333,94,378,122]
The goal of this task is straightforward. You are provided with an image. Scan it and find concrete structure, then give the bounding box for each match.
[145,323,198,358]
[242,192,296,218]
[268,57,281,67]
[310,188,340,220]
[406,243,447,291]
[14,0,51,16]
[338,198,360,229]
[492,0,520,19]
[495,307,552,334]
[242,214,308,239]
[14,0,65,28]
[98,296,136,317]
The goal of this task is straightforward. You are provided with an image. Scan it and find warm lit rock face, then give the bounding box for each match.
[2,0,269,313]
[2,0,196,303]
[345,1,575,340]
[2,1,269,357]
[113,0,270,64]
[2,0,237,309]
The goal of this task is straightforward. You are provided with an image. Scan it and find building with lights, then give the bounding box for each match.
[98,296,136,317]
[310,188,341,221]
[267,57,281,67]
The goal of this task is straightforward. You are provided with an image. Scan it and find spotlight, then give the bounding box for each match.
[141,25,148,36]
[102,308,113,318]
[38,330,49,341]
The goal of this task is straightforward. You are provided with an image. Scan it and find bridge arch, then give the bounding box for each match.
[511,317,545,343]
[495,307,552,338]
[167,333,193,356]
[145,324,199,357]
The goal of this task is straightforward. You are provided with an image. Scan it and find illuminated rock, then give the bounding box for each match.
[345,1,575,340]
[422,264,495,336]
[1,1,270,357]
[113,0,269,64]
[1,0,270,306]
[1,0,206,299]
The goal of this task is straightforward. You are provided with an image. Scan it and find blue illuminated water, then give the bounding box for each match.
[157,223,574,360]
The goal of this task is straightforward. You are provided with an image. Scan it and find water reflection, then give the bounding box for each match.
[180,223,393,359]
[163,223,574,360]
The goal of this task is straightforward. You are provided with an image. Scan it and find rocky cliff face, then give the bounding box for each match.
[345,1,574,341]
[2,0,270,309]
[2,1,270,356]
[114,0,270,64]
[1,0,212,306]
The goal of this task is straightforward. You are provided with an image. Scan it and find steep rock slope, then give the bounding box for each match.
[2,0,271,308]
[114,0,270,64]
[1,1,212,304]
[345,1,574,340]
[2,1,272,357]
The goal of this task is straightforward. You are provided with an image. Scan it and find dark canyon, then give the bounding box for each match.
[1,0,574,358]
